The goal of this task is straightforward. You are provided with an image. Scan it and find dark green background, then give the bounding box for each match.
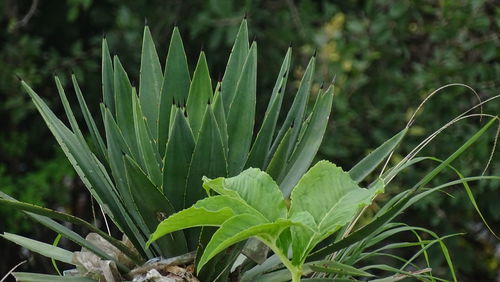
[1,0,498,280]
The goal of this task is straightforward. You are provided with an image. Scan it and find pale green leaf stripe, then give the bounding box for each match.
[187,51,212,138]
[221,19,249,113]
[13,272,96,282]
[227,42,257,176]
[279,86,334,196]
[113,56,140,160]
[139,25,163,140]
[246,48,292,169]
[163,109,195,211]
[349,128,408,183]
[71,75,108,162]
[1,233,73,264]
[102,38,115,116]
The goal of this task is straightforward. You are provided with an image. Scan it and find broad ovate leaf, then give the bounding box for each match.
[148,195,261,247]
[289,160,384,261]
[197,214,293,272]
[204,168,287,221]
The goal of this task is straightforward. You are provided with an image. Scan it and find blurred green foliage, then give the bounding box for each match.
[0,0,498,279]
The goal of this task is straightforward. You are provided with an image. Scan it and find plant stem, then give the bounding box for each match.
[267,242,302,281]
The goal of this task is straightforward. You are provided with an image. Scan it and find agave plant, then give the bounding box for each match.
[0,18,334,280]
[2,17,499,282]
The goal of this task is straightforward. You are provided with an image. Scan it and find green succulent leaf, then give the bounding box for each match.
[185,106,227,209]
[113,56,139,160]
[279,85,334,196]
[139,25,163,140]
[12,272,96,282]
[221,19,249,113]
[132,88,162,186]
[246,47,292,169]
[124,155,187,256]
[163,109,195,211]
[349,128,408,183]
[226,42,257,176]
[102,38,115,116]
[187,51,212,138]
[1,233,74,265]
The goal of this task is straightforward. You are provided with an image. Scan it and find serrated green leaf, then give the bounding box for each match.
[349,128,408,183]
[187,51,211,138]
[163,109,195,211]
[124,155,187,256]
[102,38,115,116]
[279,85,334,196]
[139,26,163,140]
[226,42,257,176]
[209,168,287,221]
[246,48,292,169]
[1,233,73,265]
[221,19,249,113]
